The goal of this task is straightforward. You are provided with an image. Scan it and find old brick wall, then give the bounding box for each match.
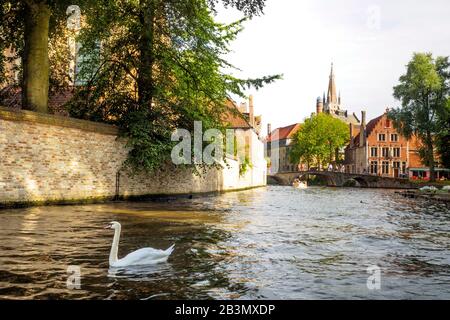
[0,107,266,206]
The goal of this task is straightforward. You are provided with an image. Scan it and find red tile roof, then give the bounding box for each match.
[0,86,20,110]
[266,123,301,142]
[223,99,253,129]
[349,114,383,148]
[0,86,74,116]
[365,114,383,137]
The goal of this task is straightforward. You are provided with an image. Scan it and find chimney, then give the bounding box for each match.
[349,123,354,147]
[359,111,366,147]
[249,95,254,126]
[239,102,247,113]
[267,123,272,137]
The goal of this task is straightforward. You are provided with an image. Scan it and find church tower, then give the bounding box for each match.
[325,63,340,114]
[314,62,360,125]
[327,63,338,104]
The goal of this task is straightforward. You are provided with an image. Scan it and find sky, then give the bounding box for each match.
[216,0,450,135]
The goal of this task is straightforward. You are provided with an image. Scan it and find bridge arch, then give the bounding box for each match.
[298,172,337,187]
[267,175,286,185]
[343,177,369,188]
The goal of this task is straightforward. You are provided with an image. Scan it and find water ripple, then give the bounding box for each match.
[0,186,449,299]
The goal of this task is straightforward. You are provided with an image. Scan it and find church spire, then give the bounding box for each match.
[327,63,337,104]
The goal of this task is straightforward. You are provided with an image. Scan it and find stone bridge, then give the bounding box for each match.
[268,171,416,189]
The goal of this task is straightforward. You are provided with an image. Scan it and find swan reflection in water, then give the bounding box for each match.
[107,264,175,300]
[107,263,174,280]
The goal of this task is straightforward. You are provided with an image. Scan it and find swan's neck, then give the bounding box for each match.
[109,226,121,265]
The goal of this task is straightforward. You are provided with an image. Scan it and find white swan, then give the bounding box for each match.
[105,221,175,268]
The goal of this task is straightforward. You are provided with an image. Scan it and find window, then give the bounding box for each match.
[378,134,386,142]
[371,147,378,157]
[382,161,389,175]
[385,119,391,128]
[402,162,407,174]
[370,161,378,174]
[382,147,389,158]
[393,147,400,158]
[391,134,398,142]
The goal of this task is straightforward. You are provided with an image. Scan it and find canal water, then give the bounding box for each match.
[0,186,449,300]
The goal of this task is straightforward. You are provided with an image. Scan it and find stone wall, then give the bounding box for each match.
[0,107,266,207]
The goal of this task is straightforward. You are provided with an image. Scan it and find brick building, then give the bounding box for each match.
[344,111,443,179]
[265,123,302,173]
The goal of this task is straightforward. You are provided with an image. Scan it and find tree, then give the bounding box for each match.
[0,0,75,112]
[22,1,51,112]
[68,0,280,172]
[290,113,349,170]
[388,53,449,181]
[0,0,266,112]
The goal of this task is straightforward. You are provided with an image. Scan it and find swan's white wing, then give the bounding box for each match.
[123,247,168,260]
[115,245,175,267]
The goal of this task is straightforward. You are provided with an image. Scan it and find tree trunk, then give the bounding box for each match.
[335,147,340,164]
[138,0,155,109]
[329,144,333,166]
[426,131,436,182]
[22,1,50,113]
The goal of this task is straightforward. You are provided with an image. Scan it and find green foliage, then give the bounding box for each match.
[290,113,349,169]
[209,0,266,17]
[67,0,280,172]
[120,109,175,172]
[0,1,25,88]
[239,156,253,176]
[388,52,449,180]
[0,0,80,108]
[0,0,277,172]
